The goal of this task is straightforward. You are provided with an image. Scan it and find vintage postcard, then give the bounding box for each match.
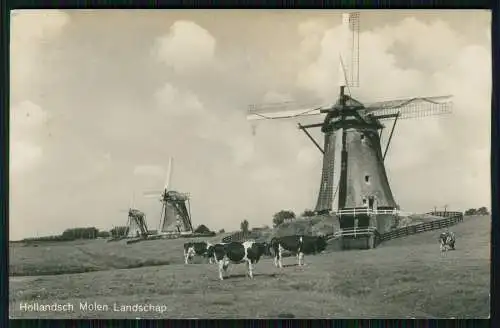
[9,9,491,319]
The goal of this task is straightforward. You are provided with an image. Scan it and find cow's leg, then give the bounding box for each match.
[247,260,254,279]
[272,244,280,268]
[217,260,225,280]
[440,243,448,256]
[278,245,284,268]
[184,250,190,264]
[298,252,304,266]
[222,259,230,278]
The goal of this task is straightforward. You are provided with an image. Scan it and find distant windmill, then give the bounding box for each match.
[144,157,194,235]
[247,12,453,236]
[119,191,149,239]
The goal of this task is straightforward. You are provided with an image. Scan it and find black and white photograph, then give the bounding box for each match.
[9,9,491,319]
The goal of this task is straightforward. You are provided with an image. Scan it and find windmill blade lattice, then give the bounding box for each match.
[363,95,453,121]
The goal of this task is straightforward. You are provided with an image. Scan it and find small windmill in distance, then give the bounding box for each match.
[116,191,149,240]
[246,12,453,244]
[144,157,194,236]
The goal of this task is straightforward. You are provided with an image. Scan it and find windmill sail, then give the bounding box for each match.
[165,157,173,191]
[338,12,360,88]
[315,130,337,212]
[317,12,360,213]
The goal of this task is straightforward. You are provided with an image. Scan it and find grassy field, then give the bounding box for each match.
[9,215,490,318]
[9,233,232,276]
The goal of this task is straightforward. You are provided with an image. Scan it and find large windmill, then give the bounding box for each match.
[247,12,453,240]
[144,157,194,235]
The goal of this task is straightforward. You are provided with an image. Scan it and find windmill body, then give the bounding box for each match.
[125,209,149,238]
[247,12,453,247]
[315,95,398,214]
[144,157,194,236]
[159,190,193,234]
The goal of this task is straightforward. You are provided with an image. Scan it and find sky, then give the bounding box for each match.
[9,9,491,240]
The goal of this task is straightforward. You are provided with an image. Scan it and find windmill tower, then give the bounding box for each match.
[119,192,149,239]
[144,157,194,235]
[247,12,453,244]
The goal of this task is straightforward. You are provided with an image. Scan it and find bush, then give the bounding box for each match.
[465,207,489,216]
[97,231,110,238]
[218,229,225,233]
[273,210,296,227]
[110,226,128,238]
[61,227,99,240]
[194,224,211,234]
[476,207,489,215]
[301,209,315,217]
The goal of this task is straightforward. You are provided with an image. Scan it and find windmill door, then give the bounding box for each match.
[368,196,377,211]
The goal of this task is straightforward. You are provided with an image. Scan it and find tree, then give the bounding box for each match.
[97,231,110,238]
[194,224,211,234]
[477,207,489,215]
[273,210,296,227]
[464,208,477,215]
[110,226,128,238]
[61,227,99,240]
[301,209,315,217]
[218,229,225,233]
[240,220,249,234]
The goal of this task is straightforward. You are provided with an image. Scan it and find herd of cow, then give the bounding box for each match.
[183,230,457,280]
[183,235,328,280]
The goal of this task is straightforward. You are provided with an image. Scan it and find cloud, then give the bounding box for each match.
[155,83,205,117]
[133,165,166,178]
[10,101,48,173]
[297,147,320,169]
[10,10,70,100]
[10,100,48,132]
[11,10,70,41]
[10,141,43,173]
[262,91,294,103]
[153,20,216,73]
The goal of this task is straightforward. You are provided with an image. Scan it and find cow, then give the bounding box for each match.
[206,241,268,280]
[270,235,327,268]
[439,230,456,255]
[183,241,213,264]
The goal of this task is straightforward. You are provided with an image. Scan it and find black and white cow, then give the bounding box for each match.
[183,241,213,264]
[439,230,456,254]
[206,241,268,280]
[270,235,327,268]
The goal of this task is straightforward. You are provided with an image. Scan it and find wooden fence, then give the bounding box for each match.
[377,211,463,243]
[221,211,464,246]
[222,231,259,243]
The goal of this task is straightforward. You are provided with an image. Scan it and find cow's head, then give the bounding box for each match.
[186,246,196,259]
[253,242,269,257]
[205,244,215,258]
